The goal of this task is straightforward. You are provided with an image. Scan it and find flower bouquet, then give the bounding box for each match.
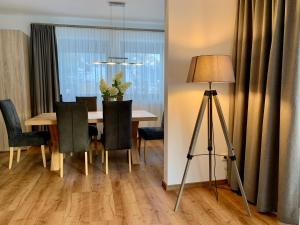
[99,71,132,101]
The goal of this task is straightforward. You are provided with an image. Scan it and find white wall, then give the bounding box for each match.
[0,13,164,35]
[164,0,237,185]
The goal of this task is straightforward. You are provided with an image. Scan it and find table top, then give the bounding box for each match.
[25,110,157,126]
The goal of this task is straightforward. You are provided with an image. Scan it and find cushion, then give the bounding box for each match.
[11,131,50,147]
[138,127,164,140]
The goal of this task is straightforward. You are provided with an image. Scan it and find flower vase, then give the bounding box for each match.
[117,96,123,101]
[102,95,117,101]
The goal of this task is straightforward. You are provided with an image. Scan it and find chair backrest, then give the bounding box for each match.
[0,99,22,140]
[102,100,132,150]
[56,102,89,153]
[76,96,97,111]
[161,112,164,129]
[54,94,63,112]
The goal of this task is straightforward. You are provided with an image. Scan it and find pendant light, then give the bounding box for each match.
[93,1,143,66]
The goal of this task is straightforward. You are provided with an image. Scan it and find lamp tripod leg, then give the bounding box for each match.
[174,158,192,211]
[208,94,212,189]
[209,151,212,188]
[174,94,208,211]
[212,94,251,216]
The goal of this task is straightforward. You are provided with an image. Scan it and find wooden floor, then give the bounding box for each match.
[0,141,279,225]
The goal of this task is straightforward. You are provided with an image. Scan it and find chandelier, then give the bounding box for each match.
[93,1,143,66]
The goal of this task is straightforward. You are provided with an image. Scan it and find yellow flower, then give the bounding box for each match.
[119,82,132,94]
[108,87,119,96]
[112,71,123,84]
[99,79,110,94]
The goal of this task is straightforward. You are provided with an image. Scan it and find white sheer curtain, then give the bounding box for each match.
[56,27,164,126]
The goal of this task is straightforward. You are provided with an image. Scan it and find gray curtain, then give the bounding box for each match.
[230,0,300,224]
[30,24,60,115]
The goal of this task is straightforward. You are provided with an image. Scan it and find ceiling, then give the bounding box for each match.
[0,0,164,23]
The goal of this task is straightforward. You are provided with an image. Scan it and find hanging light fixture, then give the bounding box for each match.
[93,1,143,66]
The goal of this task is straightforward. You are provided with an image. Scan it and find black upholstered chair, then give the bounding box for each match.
[138,113,164,163]
[0,99,49,169]
[54,94,63,113]
[101,100,132,174]
[76,96,98,161]
[56,102,90,177]
[76,96,97,111]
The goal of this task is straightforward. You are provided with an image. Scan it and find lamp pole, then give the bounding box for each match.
[208,82,213,188]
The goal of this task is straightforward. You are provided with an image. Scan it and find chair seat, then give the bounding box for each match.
[88,125,98,137]
[138,127,164,140]
[10,131,50,147]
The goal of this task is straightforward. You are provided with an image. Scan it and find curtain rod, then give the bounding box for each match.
[32,23,165,33]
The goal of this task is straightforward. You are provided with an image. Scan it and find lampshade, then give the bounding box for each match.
[187,55,235,83]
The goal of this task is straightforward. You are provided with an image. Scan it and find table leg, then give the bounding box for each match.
[49,125,60,171]
[131,121,140,165]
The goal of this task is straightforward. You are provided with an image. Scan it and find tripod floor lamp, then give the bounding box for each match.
[174,55,251,216]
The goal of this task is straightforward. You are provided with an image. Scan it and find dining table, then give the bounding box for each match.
[25,110,157,171]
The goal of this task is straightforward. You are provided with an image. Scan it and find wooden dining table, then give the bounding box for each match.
[25,110,157,171]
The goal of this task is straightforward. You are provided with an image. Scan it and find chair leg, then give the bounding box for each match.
[105,151,108,175]
[138,137,142,155]
[89,148,93,164]
[17,148,21,163]
[128,149,131,173]
[85,152,88,176]
[9,147,14,169]
[60,153,64,178]
[101,144,104,164]
[41,145,46,168]
[144,140,147,164]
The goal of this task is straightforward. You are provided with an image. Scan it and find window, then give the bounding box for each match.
[56,27,164,126]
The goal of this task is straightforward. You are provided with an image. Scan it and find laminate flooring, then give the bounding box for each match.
[0,141,279,225]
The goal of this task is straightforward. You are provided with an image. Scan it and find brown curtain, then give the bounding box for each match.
[230,0,300,224]
[30,24,60,115]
